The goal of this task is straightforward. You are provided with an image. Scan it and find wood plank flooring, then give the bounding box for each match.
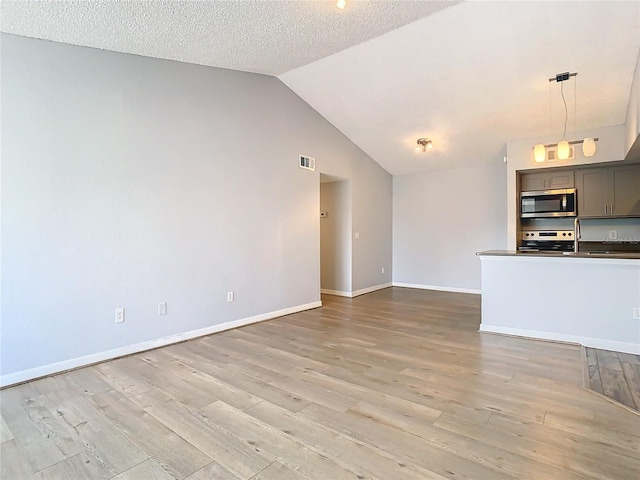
[2,287,639,479]
[583,346,640,412]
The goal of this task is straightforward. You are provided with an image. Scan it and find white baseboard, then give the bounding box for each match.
[321,283,392,298]
[351,283,392,297]
[392,282,481,295]
[0,301,322,388]
[320,289,352,297]
[479,324,640,355]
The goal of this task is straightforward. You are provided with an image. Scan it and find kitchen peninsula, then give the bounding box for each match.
[477,250,640,354]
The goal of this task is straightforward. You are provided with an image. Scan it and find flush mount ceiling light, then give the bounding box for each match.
[532,72,598,163]
[416,138,433,154]
[336,0,346,9]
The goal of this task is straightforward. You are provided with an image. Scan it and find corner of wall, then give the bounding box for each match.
[624,48,640,155]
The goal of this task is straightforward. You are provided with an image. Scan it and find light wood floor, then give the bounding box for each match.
[2,287,639,479]
[583,347,640,412]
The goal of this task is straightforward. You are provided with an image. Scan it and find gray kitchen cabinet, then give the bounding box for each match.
[576,168,609,217]
[611,164,640,216]
[521,170,574,191]
[576,164,640,217]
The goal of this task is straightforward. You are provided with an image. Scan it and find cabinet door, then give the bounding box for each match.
[521,172,548,191]
[521,170,574,191]
[611,164,640,216]
[576,168,609,217]
[548,171,574,189]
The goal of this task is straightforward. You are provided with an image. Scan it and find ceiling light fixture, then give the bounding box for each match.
[416,138,433,153]
[336,0,346,9]
[532,72,598,162]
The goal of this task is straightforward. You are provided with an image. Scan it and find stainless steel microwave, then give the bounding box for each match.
[520,188,577,218]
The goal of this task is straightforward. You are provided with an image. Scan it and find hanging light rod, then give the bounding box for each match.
[549,72,577,83]
[536,137,599,149]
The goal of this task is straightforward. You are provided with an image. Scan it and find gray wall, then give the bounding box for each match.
[393,163,508,291]
[625,49,640,154]
[1,34,392,379]
[320,180,352,293]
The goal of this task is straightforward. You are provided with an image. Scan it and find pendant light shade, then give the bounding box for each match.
[557,140,570,160]
[582,137,596,157]
[533,144,546,163]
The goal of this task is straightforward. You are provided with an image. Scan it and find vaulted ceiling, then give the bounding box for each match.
[2,1,639,175]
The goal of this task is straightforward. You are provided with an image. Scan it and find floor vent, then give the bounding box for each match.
[299,155,315,171]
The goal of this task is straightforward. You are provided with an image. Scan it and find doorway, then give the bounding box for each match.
[319,174,352,296]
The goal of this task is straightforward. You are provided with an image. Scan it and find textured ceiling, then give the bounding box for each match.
[1,1,639,176]
[0,0,458,75]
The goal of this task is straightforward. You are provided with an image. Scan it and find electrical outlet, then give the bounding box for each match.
[227,291,234,303]
[381,267,385,274]
[115,307,125,324]
[608,230,618,240]
[633,307,640,320]
[158,302,167,315]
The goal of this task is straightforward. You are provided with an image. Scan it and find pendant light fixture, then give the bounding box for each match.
[582,137,597,157]
[557,140,571,160]
[532,72,598,162]
[336,0,346,9]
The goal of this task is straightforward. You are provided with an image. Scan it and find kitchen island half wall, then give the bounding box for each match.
[478,252,640,354]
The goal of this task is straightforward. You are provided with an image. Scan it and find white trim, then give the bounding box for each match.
[392,282,481,295]
[351,283,392,297]
[479,324,640,355]
[478,254,640,266]
[0,301,322,388]
[320,289,352,297]
[321,283,392,298]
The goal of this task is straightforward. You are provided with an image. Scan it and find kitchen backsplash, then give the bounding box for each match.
[579,218,640,243]
[522,217,640,243]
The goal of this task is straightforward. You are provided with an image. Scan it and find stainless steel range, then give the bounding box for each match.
[519,230,575,252]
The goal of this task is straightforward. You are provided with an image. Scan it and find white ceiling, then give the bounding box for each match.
[2,1,639,175]
[282,1,640,175]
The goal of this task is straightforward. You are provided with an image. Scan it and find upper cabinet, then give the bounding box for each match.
[521,170,574,191]
[576,164,640,217]
[575,168,609,217]
[611,165,640,216]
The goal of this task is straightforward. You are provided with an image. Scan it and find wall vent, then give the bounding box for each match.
[546,145,575,161]
[299,155,315,171]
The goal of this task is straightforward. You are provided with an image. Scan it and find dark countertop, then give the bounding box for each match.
[477,250,640,260]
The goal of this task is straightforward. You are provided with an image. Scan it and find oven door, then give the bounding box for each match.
[519,241,574,252]
[520,189,576,218]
